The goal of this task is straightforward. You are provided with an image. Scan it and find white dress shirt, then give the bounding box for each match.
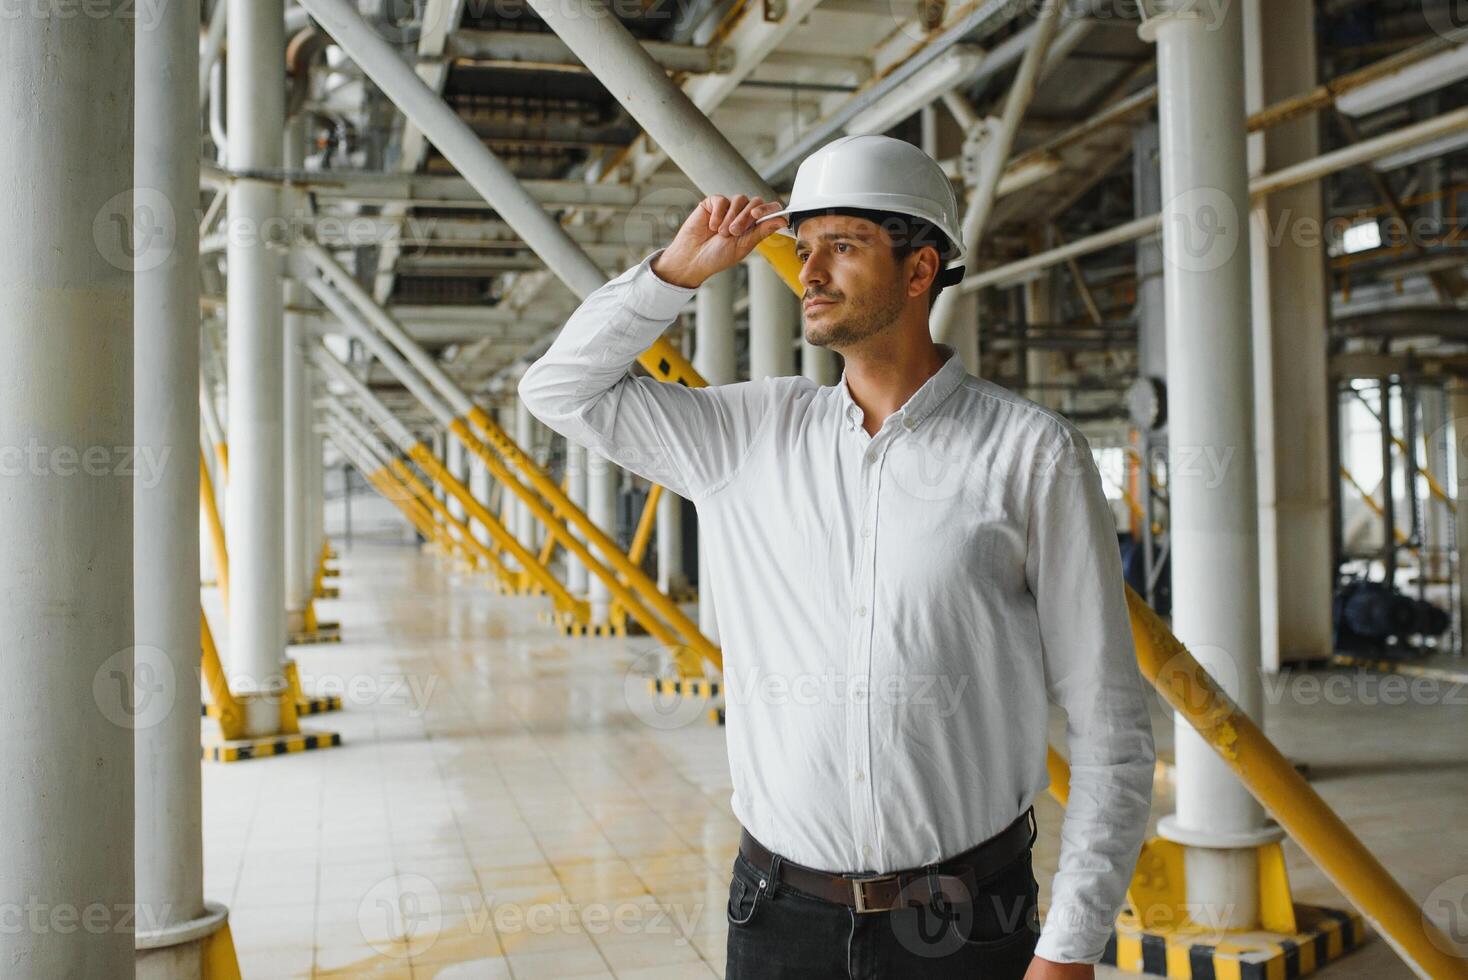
[518,252,1156,964]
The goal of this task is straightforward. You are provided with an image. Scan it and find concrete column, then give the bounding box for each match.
[1141,0,1273,928]
[1133,120,1168,382]
[587,450,618,621]
[1245,0,1333,671]
[1421,386,1452,581]
[1451,383,1468,655]
[747,259,796,380]
[515,394,537,547]
[469,454,493,548]
[0,6,134,975]
[566,442,590,595]
[657,488,686,595]
[284,120,312,633]
[446,434,468,523]
[135,0,227,974]
[950,290,980,377]
[801,338,840,385]
[1023,257,1063,410]
[695,269,736,641]
[226,0,289,736]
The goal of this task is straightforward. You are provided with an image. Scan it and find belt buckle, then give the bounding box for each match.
[848,872,899,913]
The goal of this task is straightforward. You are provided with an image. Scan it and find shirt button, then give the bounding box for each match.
[855,770,865,782]
[861,526,872,538]
[856,605,867,617]
[862,845,873,859]
[865,451,877,463]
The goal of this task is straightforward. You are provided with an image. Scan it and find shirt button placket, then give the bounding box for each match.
[857,441,884,866]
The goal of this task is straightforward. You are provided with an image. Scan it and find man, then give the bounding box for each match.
[519,134,1155,979]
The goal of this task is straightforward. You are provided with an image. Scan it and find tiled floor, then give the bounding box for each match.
[204,537,1468,979]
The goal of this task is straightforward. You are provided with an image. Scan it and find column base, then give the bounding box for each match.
[136,901,237,980]
[1100,902,1365,979]
[202,730,341,763]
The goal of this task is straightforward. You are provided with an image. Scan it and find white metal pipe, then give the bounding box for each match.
[296,0,606,299]
[200,0,228,106]
[226,0,289,736]
[747,259,796,380]
[312,346,418,449]
[802,339,839,385]
[0,7,134,976]
[961,104,1468,294]
[136,0,212,970]
[564,444,590,595]
[1141,2,1270,928]
[931,0,1064,344]
[526,0,777,200]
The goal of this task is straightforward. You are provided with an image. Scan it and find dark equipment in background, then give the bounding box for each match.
[1333,579,1450,656]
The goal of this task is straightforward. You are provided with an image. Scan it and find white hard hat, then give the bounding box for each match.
[769,134,966,285]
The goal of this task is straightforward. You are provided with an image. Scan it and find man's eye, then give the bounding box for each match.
[796,252,809,263]
[835,243,849,253]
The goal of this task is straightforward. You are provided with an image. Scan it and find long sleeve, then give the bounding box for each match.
[1025,426,1156,964]
[517,251,775,502]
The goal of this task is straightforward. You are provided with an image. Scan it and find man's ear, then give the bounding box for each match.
[907,245,941,300]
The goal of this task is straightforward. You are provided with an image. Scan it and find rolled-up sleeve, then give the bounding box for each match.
[1025,427,1156,964]
[517,251,774,502]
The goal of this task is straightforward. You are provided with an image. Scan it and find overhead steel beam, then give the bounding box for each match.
[446,28,732,74]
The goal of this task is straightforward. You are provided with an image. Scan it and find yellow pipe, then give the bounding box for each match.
[215,440,228,478]
[201,608,244,741]
[459,412,721,671]
[387,459,514,584]
[1125,585,1468,979]
[369,466,455,552]
[406,443,584,613]
[199,451,229,609]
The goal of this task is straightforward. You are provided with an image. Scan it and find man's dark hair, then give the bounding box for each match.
[790,206,954,310]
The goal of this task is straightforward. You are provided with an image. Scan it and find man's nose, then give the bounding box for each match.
[799,253,828,290]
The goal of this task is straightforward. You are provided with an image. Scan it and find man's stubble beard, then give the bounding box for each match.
[803,275,907,349]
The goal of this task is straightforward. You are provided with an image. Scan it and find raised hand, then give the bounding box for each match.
[650,195,787,289]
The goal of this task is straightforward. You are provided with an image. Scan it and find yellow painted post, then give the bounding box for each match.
[199,451,229,608]
[1125,585,1468,978]
[453,415,719,671]
[200,609,245,741]
[387,458,517,587]
[608,483,663,627]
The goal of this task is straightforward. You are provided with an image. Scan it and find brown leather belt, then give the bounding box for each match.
[738,806,1036,914]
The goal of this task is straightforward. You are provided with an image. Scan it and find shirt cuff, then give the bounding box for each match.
[628,248,696,321]
[1033,902,1108,965]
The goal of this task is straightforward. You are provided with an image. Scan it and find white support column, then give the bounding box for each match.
[1245,0,1333,672]
[226,0,289,736]
[446,434,468,524]
[802,338,840,386]
[469,454,493,548]
[0,6,134,976]
[1141,0,1274,928]
[1421,386,1451,581]
[695,269,736,641]
[284,118,313,634]
[657,488,686,596]
[588,451,617,621]
[136,0,230,974]
[951,290,980,377]
[1452,382,1468,654]
[566,442,590,596]
[515,395,537,548]
[747,259,796,380]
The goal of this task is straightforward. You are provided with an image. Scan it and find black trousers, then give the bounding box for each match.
[724,842,1041,979]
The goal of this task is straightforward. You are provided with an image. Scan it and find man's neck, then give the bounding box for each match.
[841,331,949,438]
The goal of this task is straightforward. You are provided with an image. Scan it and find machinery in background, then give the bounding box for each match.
[1332,578,1450,656]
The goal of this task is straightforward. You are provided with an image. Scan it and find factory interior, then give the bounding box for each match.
[6,0,1468,977]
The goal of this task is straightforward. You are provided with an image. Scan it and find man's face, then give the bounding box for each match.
[794,214,908,350]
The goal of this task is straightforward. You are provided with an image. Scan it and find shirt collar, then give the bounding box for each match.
[836,344,966,432]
